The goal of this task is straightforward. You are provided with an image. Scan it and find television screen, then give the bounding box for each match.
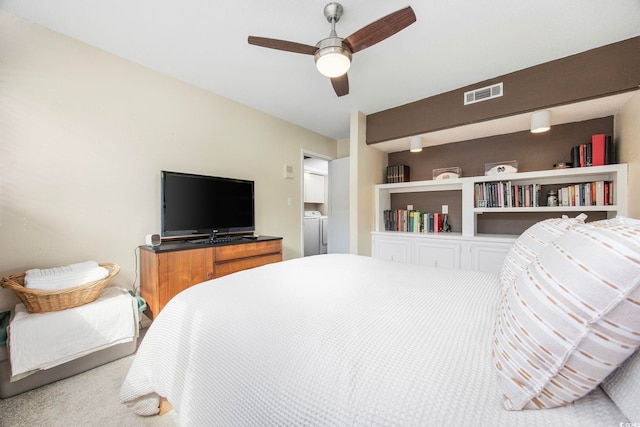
[161,171,255,237]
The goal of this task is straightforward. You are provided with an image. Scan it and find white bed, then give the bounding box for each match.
[120,252,636,426]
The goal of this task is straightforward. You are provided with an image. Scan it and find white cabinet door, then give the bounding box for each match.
[463,240,513,273]
[371,235,411,263]
[413,239,461,269]
[328,158,349,254]
[372,233,513,272]
[304,172,325,203]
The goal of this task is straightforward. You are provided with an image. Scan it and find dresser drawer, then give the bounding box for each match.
[214,240,282,262]
[214,253,282,278]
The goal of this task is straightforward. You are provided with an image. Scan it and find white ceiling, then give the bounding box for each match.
[2,0,639,145]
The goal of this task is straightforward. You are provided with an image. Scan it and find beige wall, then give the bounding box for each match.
[349,111,387,256]
[0,12,336,310]
[616,91,640,219]
[336,138,350,158]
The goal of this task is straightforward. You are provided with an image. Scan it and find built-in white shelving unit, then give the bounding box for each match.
[372,164,628,273]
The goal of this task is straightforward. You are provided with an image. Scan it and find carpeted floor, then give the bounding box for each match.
[0,350,179,427]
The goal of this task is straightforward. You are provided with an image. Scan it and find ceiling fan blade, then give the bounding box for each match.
[331,74,349,97]
[343,6,416,54]
[248,36,318,55]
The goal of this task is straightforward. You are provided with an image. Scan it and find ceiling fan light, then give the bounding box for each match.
[315,44,351,78]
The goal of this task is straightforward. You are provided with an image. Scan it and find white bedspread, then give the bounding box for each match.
[120,254,627,426]
[9,287,138,377]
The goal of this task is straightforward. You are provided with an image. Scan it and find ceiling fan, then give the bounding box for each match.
[248,3,416,97]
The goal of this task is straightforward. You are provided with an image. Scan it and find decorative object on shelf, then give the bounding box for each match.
[385,165,410,183]
[433,167,461,180]
[530,110,551,133]
[442,214,451,232]
[553,162,571,169]
[409,136,423,153]
[484,160,518,176]
[546,190,558,207]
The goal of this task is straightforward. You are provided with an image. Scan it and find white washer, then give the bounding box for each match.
[304,211,328,256]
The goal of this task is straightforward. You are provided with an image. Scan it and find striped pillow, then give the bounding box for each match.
[499,214,587,295]
[492,217,640,410]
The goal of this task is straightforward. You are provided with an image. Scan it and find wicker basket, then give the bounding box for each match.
[1,263,120,314]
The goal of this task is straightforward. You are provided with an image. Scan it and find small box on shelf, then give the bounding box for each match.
[484,160,518,176]
[433,167,461,180]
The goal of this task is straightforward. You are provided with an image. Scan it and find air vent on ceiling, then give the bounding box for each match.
[464,82,503,105]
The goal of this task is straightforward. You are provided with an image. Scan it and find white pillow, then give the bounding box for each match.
[492,217,640,410]
[499,214,587,294]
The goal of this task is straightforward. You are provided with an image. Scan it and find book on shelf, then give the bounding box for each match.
[591,134,605,167]
[383,209,447,233]
[386,165,410,183]
[571,134,613,168]
[475,179,613,208]
[605,135,613,164]
[557,180,613,207]
[474,181,540,208]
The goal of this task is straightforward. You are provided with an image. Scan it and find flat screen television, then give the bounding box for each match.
[161,170,255,237]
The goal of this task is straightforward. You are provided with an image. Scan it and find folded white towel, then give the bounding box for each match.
[24,265,109,291]
[25,260,99,279]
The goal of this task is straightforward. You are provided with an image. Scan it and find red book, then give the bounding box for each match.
[591,134,606,166]
[579,144,585,167]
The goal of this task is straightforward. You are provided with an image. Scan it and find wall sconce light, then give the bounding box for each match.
[530,110,551,133]
[410,136,423,152]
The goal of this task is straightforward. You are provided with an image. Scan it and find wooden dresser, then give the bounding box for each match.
[140,236,283,319]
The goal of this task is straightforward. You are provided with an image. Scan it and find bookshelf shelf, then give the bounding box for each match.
[375,163,627,235]
[473,205,621,214]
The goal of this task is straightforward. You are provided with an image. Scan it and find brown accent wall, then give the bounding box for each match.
[388,116,614,234]
[388,116,613,180]
[367,37,639,145]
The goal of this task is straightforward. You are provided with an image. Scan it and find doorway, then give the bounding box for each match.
[303,155,329,256]
[301,152,350,256]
